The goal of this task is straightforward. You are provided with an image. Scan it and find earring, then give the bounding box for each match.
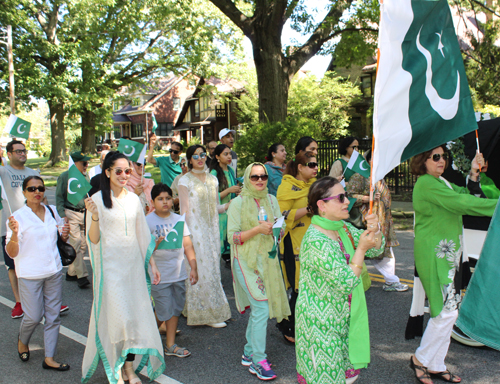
[321,211,326,215]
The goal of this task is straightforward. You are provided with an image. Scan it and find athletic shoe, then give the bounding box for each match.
[241,354,252,366]
[77,277,90,289]
[383,282,409,292]
[207,322,227,328]
[65,273,78,281]
[12,302,23,319]
[60,305,69,313]
[249,359,277,381]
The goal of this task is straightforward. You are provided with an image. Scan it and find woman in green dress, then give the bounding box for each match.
[408,145,497,384]
[296,177,384,384]
[209,144,241,260]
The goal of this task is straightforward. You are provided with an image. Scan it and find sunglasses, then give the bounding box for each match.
[134,162,143,167]
[321,192,349,204]
[11,149,27,155]
[169,149,180,155]
[110,167,133,175]
[192,153,207,160]
[249,174,269,181]
[429,153,449,162]
[82,161,89,166]
[26,186,46,193]
[180,162,187,167]
[306,162,318,169]
[349,145,359,150]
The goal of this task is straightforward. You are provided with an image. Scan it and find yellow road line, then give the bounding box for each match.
[369,273,414,284]
[369,274,414,287]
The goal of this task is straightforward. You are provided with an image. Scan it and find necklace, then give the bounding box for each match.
[191,168,205,174]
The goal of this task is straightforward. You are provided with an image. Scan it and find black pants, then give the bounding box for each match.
[277,234,297,338]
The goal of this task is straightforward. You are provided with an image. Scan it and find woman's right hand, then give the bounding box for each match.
[8,216,19,235]
[134,183,144,196]
[85,197,99,219]
[358,230,377,252]
[226,185,241,194]
[257,220,273,235]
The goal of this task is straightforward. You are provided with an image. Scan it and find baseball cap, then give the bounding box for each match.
[70,151,92,162]
[219,128,236,141]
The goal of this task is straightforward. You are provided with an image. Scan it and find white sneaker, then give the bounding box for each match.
[383,282,409,292]
[207,322,227,328]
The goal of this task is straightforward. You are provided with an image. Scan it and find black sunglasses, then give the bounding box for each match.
[321,192,349,204]
[249,174,269,181]
[169,149,180,155]
[305,162,318,169]
[429,153,449,162]
[26,186,46,193]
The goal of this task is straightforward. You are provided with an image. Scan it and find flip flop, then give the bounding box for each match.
[429,370,461,383]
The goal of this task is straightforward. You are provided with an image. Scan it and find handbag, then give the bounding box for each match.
[46,205,77,266]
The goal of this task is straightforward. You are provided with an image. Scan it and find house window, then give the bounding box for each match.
[203,97,210,110]
[113,129,121,139]
[113,101,121,111]
[194,100,199,117]
[157,123,174,137]
[132,97,141,107]
[361,75,372,98]
[173,97,181,111]
[131,124,144,138]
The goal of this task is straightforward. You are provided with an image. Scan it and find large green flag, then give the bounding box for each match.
[456,200,500,351]
[117,139,146,163]
[67,157,92,205]
[157,214,185,250]
[373,0,476,183]
[346,150,371,179]
[4,114,31,139]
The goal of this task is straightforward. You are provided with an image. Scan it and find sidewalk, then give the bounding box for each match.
[391,200,413,218]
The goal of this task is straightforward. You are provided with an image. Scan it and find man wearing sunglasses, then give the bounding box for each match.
[56,151,91,289]
[0,140,41,319]
[147,135,184,187]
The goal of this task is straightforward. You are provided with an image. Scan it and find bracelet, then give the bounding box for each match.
[92,216,99,222]
[350,262,363,270]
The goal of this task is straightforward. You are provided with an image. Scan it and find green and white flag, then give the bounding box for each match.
[157,214,185,250]
[4,114,31,139]
[346,150,371,179]
[67,157,92,206]
[151,112,158,134]
[373,0,477,183]
[117,138,146,163]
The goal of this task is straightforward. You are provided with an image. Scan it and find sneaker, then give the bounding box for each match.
[77,277,90,289]
[12,302,23,319]
[60,305,69,313]
[249,359,277,381]
[383,282,409,292]
[241,354,252,367]
[207,322,227,328]
[65,273,78,281]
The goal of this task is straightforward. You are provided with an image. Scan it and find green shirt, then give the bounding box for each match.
[55,170,88,217]
[155,156,182,187]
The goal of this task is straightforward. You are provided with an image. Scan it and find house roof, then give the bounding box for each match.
[112,113,132,123]
[204,77,245,94]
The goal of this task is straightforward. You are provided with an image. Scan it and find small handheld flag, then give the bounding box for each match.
[4,114,31,139]
[157,215,185,250]
[346,150,371,179]
[0,176,12,213]
[67,157,92,206]
[117,139,146,163]
[152,113,158,134]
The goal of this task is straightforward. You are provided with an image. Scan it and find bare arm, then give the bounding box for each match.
[147,135,157,165]
[85,198,100,244]
[183,236,198,285]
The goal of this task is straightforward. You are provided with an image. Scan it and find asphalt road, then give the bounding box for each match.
[1,218,499,383]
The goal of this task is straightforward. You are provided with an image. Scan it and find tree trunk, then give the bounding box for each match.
[252,28,291,123]
[47,101,66,166]
[81,107,97,154]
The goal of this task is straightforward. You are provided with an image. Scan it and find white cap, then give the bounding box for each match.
[219,128,236,140]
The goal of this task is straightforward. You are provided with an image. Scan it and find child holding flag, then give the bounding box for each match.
[146,183,198,358]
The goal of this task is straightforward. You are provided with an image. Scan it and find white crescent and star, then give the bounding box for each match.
[17,124,27,135]
[416,26,460,120]
[68,178,79,194]
[123,145,135,157]
[359,160,369,171]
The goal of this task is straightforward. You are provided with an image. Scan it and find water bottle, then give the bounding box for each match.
[258,206,268,222]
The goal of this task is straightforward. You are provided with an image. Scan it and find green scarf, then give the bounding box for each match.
[311,215,371,369]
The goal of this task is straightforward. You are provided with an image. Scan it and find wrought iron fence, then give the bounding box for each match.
[317,139,417,195]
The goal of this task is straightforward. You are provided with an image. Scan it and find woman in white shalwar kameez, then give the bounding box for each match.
[83,152,165,384]
[178,145,231,327]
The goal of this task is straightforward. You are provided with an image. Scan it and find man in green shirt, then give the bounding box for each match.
[147,135,183,187]
[56,151,91,288]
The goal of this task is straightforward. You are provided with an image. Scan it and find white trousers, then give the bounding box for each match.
[367,247,400,283]
[415,308,458,372]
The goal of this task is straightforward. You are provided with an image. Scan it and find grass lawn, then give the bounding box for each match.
[26,156,161,187]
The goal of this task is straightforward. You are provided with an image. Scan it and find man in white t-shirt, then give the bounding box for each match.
[146,183,198,357]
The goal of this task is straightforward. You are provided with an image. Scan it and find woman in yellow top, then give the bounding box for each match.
[276,151,317,343]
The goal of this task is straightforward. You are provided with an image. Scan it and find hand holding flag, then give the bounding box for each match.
[152,113,158,134]
[157,215,185,250]
[4,114,31,139]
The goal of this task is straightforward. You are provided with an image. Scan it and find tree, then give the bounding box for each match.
[207,0,378,123]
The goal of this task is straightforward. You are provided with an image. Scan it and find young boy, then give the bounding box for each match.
[147,183,198,357]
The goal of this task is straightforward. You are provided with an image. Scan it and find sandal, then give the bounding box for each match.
[410,356,433,384]
[164,344,191,358]
[429,370,461,383]
[18,337,29,362]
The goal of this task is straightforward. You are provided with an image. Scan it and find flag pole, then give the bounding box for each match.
[369,136,375,215]
[475,129,482,172]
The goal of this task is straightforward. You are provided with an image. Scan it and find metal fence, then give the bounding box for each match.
[317,139,418,195]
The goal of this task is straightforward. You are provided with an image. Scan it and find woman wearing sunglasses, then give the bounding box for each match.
[408,145,497,384]
[177,145,231,328]
[226,163,289,381]
[83,152,165,384]
[276,151,318,343]
[126,160,155,214]
[296,177,383,384]
[6,176,71,371]
[329,136,360,181]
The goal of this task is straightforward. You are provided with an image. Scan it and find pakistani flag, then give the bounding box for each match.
[67,157,92,205]
[4,114,31,139]
[372,0,477,183]
[151,113,158,134]
[117,138,146,163]
[157,214,185,250]
[346,150,371,179]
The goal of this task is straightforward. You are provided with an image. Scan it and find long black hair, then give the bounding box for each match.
[295,136,317,155]
[185,144,206,170]
[100,151,130,209]
[209,144,230,191]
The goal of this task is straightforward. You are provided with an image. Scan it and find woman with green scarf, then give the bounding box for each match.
[296,177,384,384]
[227,163,290,381]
